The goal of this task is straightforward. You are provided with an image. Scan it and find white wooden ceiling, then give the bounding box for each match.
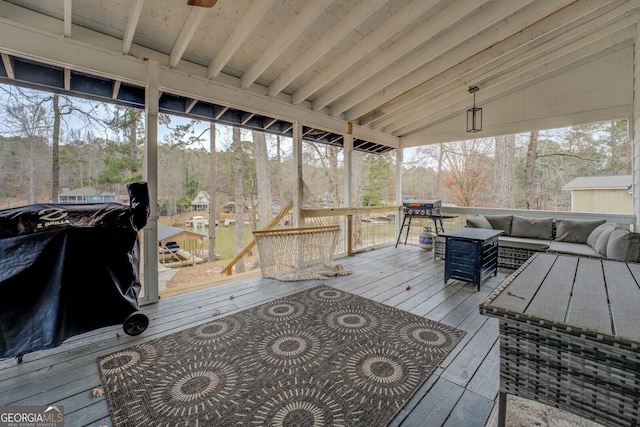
[0,0,638,150]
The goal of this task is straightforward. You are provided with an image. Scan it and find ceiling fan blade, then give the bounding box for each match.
[187,0,217,7]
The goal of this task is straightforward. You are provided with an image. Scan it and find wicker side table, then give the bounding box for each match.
[480,253,640,427]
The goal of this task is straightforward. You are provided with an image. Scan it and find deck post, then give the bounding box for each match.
[141,59,159,304]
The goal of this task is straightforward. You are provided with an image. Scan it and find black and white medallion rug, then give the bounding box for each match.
[97,284,465,426]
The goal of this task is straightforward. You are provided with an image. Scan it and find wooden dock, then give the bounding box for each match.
[0,244,510,426]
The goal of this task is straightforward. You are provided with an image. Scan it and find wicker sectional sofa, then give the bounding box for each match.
[435,214,640,269]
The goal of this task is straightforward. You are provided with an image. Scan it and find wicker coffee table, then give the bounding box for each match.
[480,253,640,427]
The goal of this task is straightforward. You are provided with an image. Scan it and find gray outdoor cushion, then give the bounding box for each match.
[484,215,513,236]
[510,215,553,240]
[547,241,599,257]
[606,228,640,262]
[586,222,614,249]
[466,215,492,229]
[498,236,550,251]
[555,218,606,244]
[594,225,619,256]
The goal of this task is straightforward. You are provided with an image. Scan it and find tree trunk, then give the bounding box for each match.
[493,135,516,208]
[253,130,272,229]
[51,94,60,203]
[232,127,245,273]
[208,122,216,263]
[29,138,35,204]
[351,151,364,248]
[129,111,138,176]
[525,130,539,209]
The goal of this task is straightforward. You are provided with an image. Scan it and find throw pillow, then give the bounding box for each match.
[594,225,619,257]
[466,215,492,229]
[586,222,614,249]
[606,228,640,262]
[510,216,553,240]
[555,219,606,244]
[483,215,513,236]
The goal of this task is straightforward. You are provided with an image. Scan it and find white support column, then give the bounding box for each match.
[293,121,303,227]
[395,145,403,237]
[634,25,640,229]
[343,129,353,254]
[395,145,403,205]
[343,130,353,207]
[142,59,159,304]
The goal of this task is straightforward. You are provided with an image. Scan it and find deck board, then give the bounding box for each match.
[0,244,511,427]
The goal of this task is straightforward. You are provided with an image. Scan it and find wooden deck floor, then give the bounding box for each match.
[0,244,512,426]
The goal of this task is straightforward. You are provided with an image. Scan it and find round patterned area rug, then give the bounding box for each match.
[97,284,465,426]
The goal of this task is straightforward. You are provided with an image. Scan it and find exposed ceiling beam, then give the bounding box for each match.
[1,53,15,79]
[112,80,121,99]
[291,0,440,105]
[185,98,198,113]
[241,112,255,124]
[64,68,70,90]
[215,106,229,120]
[362,0,623,128]
[395,28,634,137]
[170,6,209,68]
[267,0,387,97]
[63,0,72,38]
[263,117,278,129]
[240,0,332,89]
[374,2,633,132]
[310,1,482,112]
[207,0,274,78]
[331,0,549,117]
[123,0,145,55]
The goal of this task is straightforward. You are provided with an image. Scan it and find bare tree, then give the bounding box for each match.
[441,139,492,207]
[493,134,515,207]
[2,89,53,203]
[524,130,539,209]
[253,130,272,229]
[351,150,364,248]
[232,127,245,273]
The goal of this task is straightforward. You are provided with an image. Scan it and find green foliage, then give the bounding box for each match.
[178,196,192,213]
[93,139,142,186]
[362,153,393,206]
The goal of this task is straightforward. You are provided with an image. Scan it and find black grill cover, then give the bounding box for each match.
[0,182,150,358]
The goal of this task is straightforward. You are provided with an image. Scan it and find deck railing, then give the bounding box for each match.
[301,206,637,255]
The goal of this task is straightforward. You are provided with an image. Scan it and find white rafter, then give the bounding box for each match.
[370,1,629,132]
[240,0,332,89]
[208,0,274,79]
[112,80,121,100]
[291,0,440,105]
[170,6,209,68]
[361,0,621,128]
[329,0,546,117]
[309,1,479,112]
[64,68,70,90]
[1,53,14,79]
[0,0,634,150]
[123,0,144,55]
[186,98,198,113]
[63,0,72,37]
[267,0,387,98]
[395,25,635,137]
